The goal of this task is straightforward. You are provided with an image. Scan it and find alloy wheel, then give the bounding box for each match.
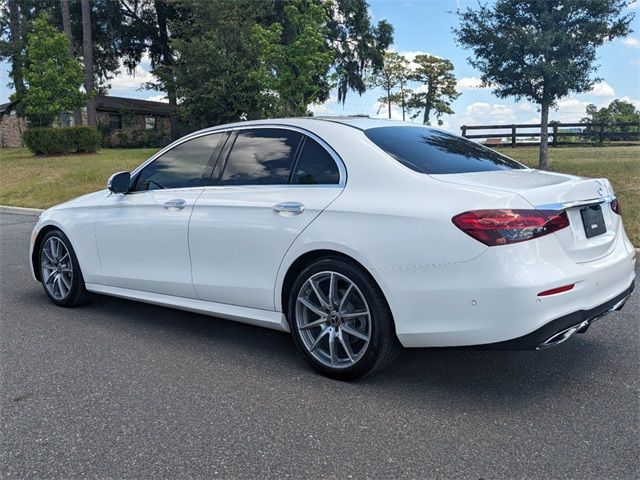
[295,271,372,369]
[41,236,73,300]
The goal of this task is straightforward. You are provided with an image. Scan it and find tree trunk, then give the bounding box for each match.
[7,0,26,99]
[387,85,391,119]
[423,80,433,125]
[539,102,549,170]
[61,0,83,126]
[400,83,405,121]
[154,0,178,139]
[81,0,96,127]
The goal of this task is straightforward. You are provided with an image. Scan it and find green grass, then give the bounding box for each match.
[1,145,638,245]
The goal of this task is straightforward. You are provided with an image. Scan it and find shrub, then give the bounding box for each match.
[23,126,101,155]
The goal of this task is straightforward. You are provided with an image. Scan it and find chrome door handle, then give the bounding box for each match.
[164,199,186,210]
[273,202,305,215]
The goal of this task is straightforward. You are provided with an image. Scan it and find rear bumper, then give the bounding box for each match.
[478,281,634,350]
[386,228,636,348]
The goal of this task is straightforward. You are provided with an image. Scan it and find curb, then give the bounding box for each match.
[0,205,44,217]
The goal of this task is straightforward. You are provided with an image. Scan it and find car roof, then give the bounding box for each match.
[190,117,431,136]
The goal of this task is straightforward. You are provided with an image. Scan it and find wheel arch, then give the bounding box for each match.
[31,224,71,282]
[279,249,394,329]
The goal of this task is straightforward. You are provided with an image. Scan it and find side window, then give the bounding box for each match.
[292,137,340,185]
[134,133,223,191]
[220,129,302,186]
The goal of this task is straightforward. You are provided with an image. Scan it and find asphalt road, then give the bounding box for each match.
[1,212,638,480]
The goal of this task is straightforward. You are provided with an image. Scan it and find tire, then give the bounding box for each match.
[38,229,89,307]
[287,256,401,380]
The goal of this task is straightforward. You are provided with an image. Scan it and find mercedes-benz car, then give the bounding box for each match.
[30,118,636,379]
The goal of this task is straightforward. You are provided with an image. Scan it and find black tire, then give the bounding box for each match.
[38,229,89,307]
[287,256,401,380]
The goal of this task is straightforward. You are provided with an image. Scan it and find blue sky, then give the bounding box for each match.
[1,0,639,134]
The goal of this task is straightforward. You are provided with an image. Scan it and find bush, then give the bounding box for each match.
[23,126,101,155]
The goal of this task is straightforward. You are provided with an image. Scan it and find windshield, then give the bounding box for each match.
[364,126,526,174]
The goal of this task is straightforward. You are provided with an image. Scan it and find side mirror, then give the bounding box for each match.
[107,171,131,194]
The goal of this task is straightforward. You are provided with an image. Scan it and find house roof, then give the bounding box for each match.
[95,95,173,116]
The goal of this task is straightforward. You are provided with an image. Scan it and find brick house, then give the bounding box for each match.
[0,95,175,148]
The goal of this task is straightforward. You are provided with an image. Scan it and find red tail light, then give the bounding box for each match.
[452,209,569,246]
[610,199,620,215]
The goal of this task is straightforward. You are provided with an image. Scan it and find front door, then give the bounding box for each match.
[95,132,225,297]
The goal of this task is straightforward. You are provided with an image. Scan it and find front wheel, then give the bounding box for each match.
[39,229,89,307]
[288,257,400,380]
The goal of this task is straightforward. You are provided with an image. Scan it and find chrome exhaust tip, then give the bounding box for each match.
[537,320,589,350]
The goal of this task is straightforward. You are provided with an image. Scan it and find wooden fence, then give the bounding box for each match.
[461,122,640,147]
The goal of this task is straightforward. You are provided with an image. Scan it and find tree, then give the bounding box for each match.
[170,0,270,128]
[407,54,459,125]
[455,0,634,169]
[581,99,640,141]
[20,12,85,126]
[368,52,410,120]
[81,0,96,126]
[60,0,83,125]
[252,0,334,116]
[6,0,26,102]
[327,0,394,105]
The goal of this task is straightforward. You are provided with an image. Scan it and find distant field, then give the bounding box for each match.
[0,145,638,245]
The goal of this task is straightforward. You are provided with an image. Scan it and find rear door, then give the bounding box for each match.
[189,127,345,310]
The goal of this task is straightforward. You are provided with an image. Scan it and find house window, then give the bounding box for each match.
[60,112,74,127]
[109,114,123,130]
[145,116,156,130]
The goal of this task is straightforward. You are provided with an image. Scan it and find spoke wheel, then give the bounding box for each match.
[295,271,372,369]
[41,236,73,301]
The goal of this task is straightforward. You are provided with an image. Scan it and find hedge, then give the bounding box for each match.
[23,126,101,155]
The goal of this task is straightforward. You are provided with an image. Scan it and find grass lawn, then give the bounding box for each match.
[1,145,638,245]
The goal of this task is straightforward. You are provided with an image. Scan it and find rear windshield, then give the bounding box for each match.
[364,126,526,174]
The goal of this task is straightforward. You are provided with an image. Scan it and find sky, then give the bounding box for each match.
[1,0,639,134]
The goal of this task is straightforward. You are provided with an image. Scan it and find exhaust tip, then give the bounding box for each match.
[537,320,589,350]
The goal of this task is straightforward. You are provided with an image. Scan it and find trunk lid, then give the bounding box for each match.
[433,169,621,263]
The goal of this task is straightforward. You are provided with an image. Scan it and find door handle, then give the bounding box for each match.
[164,199,186,210]
[273,202,305,216]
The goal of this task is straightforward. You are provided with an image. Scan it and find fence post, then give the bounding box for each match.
[552,123,558,147]
[461,125,467,138]
[599,123,604,145]
[511,124,516,147]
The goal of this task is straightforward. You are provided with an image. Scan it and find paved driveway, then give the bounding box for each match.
[1,212,638,479]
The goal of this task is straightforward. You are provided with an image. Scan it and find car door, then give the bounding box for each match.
[95,132,226,298]
[189,127,345,311]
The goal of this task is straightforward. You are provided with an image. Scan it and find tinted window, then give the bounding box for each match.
[292,138,340,185]
[220,129,302,185]
[134,133,223,191]
[365,126,525,174]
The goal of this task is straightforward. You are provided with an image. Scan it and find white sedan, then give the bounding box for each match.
[30,118,636,379]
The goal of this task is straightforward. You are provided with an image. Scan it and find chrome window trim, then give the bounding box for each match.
[131,123,347,188]
[535,194,616,211]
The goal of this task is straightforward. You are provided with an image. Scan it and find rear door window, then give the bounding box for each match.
[291,137,340,185]
[220,129,303,185]
[365,126,526,174]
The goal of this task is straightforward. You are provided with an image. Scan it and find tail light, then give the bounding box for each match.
[610,199,620,215]
[452,209,569,246]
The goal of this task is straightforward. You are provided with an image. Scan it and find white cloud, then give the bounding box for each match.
[589,81,615,97]
[145,95,169,103]
[622,37,640,48]
[456,77,486,90]
[371,100,405,121]
[309,95,338,115]
[108,54,155,92]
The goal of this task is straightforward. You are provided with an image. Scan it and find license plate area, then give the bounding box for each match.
[580,204,606,238]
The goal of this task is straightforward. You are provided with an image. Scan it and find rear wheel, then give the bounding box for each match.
[288,257,400,380]
[39,229,89,307]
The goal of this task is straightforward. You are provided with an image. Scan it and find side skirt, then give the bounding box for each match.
[85,283,290,332]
